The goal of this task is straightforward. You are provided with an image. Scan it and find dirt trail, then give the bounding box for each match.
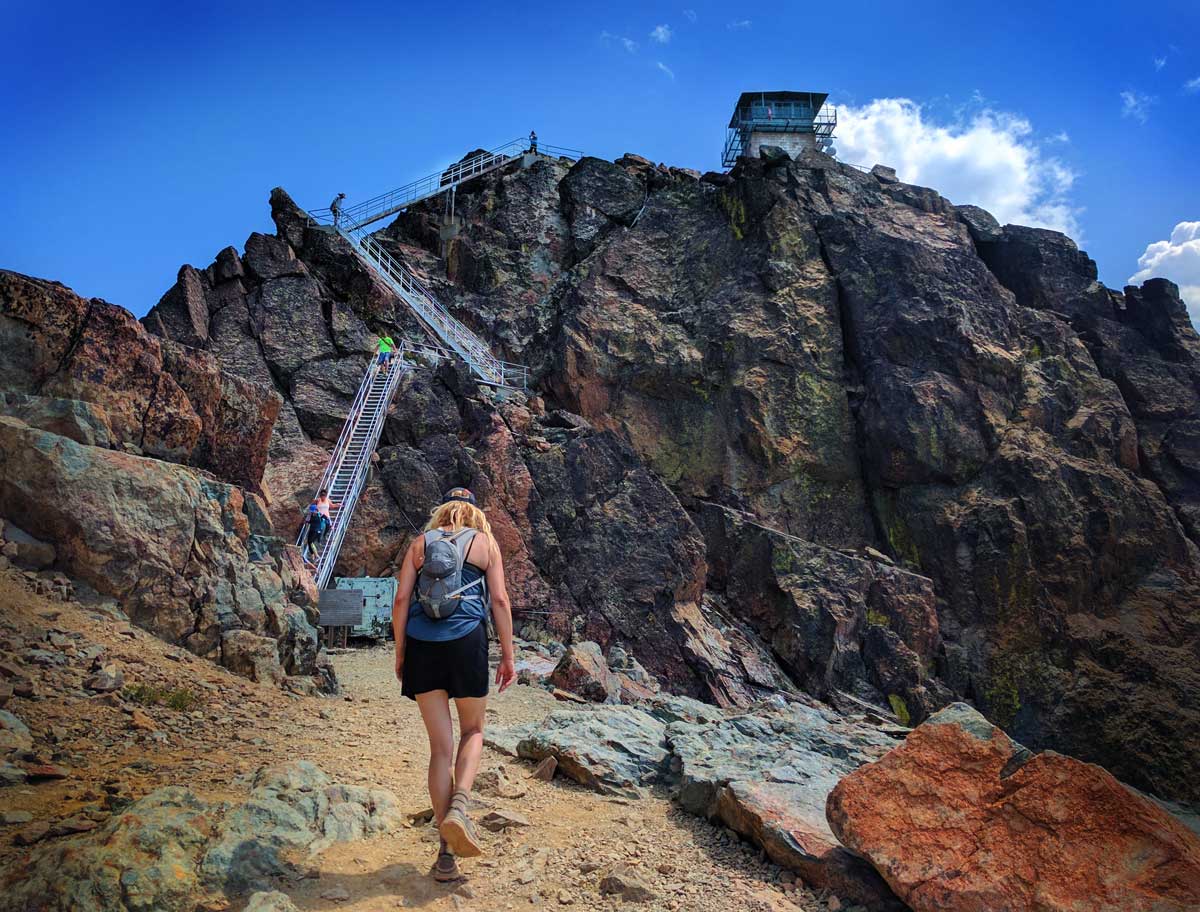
[0,571,836,911]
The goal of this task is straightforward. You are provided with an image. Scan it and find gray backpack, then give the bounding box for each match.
[416,529,485,620]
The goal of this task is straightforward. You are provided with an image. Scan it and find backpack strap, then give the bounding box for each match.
[451,528,476,580]
[419,529,472,569]
[445,529,487,600]
[420,528,446,554]
[449,528,477,553]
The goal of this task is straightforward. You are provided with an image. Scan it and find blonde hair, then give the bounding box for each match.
[426,501,492,536]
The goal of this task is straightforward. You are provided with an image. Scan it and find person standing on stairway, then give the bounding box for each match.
[330,192,346,226]
[376,334,396,370]
[315,489,338,528]
[300,501,325,566]
[529,130,537,154]
[392,488,516,882]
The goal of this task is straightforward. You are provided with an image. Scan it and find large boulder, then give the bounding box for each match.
[955,204,1002,243]
[486,705,671,797]
[0,391,114,448]
[1,270,280,490]
[220,631,284,686]
[827,704,1200,912]
[0,762,403,912]
[0,417,327,687]
[669,701,904,908]
[145,263,211,347]
[549,641,620,703]
[559,156,647,259]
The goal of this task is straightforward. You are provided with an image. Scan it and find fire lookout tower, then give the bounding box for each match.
[723,91,837,167]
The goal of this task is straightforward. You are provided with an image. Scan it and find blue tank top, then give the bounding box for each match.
[406,562,488,642]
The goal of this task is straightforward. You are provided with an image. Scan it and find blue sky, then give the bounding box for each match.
[2,0,1198,321]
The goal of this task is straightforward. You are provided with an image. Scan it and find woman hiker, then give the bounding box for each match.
[299,501,325,566]
[392,487,516,882]
[314,488,339,524]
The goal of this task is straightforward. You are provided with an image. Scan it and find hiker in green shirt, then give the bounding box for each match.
[377,335,396,370]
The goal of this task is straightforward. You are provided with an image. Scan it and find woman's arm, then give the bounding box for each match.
[485,535,516,692]
[392,537,420,681]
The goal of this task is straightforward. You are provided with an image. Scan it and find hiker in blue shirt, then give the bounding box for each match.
[391,488,515,882]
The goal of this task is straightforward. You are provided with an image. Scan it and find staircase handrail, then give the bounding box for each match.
[310,356,383,498]
[330,138,526,231]
[313,360,407,588]
[295,347,411,587]
[305,137,582,229]
[400,336,529,388]
[343,229,512,387]
[533,143,584,159]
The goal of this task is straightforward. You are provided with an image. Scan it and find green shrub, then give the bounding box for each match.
[124,684,168,706]
[123,684,199,712]
[164,688,199,712]
[888,694,912,727]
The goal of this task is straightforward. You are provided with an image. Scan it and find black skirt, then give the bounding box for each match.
[401,621,489,700]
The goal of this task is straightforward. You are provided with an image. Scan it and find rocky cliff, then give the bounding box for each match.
[26,143,1200,805]
[0,272,331,691]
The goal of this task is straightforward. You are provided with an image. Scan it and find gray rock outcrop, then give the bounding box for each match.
[487,696,908,905]
[0,761,403,912]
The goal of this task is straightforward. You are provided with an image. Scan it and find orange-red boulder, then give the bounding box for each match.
[826,703,1200,912]
[550,642,620,703]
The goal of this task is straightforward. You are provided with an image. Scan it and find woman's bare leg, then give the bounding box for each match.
[416,690,455,824]
[453,697,487,793]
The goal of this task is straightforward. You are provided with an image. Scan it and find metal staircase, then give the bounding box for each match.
[338,229,528,389]
[306,138,578,389]
[296,350,410,589]
[322,138,581,232]
[331,139,527,232]
[295,138,582,587]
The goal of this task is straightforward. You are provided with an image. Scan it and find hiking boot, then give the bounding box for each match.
[439,789,482,857]
[432,839,462,882]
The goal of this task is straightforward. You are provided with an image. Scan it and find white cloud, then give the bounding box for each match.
[683,9,697,22]
[1120,90,1155,123]
[834,98,1082,238]
[600,30,637,53]
[1185,76,1200,93]
[727,19,752,30]
[650,24,672,43]
[1048,130,1070,144]
[656,61,675,80]
[1154,55,1167,71]
[1129,222,1200,325]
